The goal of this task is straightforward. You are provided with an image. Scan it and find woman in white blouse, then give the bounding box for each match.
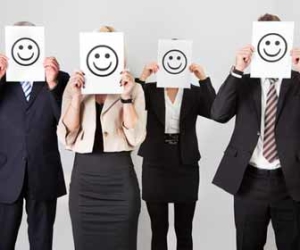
[136,62,216,250]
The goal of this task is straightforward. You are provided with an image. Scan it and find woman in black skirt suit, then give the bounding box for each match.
[57,26,147,250]
[137,62,216,250]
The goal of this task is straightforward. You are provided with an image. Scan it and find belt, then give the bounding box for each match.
[164,134,180,145]
[247,165,283,177]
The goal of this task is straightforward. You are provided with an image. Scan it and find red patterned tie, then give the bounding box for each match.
[263,78,279,163]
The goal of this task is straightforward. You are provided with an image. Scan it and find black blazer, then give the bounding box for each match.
[137,78,216,165]
[0,71,69,203]
[211,71,300,201]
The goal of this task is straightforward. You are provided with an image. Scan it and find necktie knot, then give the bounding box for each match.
[268,78,279,85]
[20,81,32,102]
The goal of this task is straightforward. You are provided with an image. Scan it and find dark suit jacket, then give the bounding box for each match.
[211,71,300,201]
[136,78,216,165]
[0,71,69,203]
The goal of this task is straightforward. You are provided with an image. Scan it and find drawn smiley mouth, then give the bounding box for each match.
[167,62,183,70]
[17,52,35,61]
[93,61,112,71]
[263,49,282,58]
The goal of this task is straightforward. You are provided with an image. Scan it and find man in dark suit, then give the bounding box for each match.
[0,21,69,250]
[211,14,300,250]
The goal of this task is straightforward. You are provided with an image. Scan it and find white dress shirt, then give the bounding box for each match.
[249,78,282,170]
[164,88,183,134]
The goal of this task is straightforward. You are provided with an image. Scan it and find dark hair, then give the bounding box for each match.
[258,13,281,21]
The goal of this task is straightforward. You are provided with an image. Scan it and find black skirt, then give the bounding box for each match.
[142,143,199,203]
[69,151,141,250]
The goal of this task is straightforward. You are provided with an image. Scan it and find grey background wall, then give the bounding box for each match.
[1,0,299,249]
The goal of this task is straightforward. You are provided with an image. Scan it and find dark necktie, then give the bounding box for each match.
[263,78,279,163]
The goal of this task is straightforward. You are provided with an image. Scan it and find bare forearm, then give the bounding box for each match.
[63,96,82,132]
[123,104,138,129]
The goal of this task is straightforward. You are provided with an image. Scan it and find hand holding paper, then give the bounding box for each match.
[189,63,207,81]
[69,71,85,98]
[120,70,135,99]
[139,62,159,82]
[0,54,8,80]
[44,57,60,89]
[291,48,300,72]
[235,45,255,72]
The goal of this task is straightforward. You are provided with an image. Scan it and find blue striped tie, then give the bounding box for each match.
[20,81,32,102]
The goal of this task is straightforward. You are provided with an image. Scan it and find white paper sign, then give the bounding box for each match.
[251,21,294,78]
[5,26,45,82]
[80,32,124,94]
[157,39,193,88]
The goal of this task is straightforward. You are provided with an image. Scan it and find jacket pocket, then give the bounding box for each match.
[224,146,238,157]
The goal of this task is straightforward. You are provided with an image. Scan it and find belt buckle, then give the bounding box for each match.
[165,134,179,145]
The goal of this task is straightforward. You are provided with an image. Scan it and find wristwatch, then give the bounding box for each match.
[120,98,133,104]
[230,66,244,78]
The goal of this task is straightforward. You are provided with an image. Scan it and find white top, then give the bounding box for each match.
[164,88,184,134]
[249,78,282,170]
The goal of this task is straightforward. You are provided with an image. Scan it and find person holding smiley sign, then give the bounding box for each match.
[0,21,69,250]
[57,26,146,250]
[136,61,216,250]
[211,14,300,250]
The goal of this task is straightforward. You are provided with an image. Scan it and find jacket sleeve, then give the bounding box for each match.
[56,79,81,149]
[49,71,70,123]
[135,78,150,111]
[122,83,147,147]
[211,74,242,123]
[195,77,216,119]
[0,76,6,98]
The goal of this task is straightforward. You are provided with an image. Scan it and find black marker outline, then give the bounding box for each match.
[11,37,40,66]
[86,45,119,77]
[162,49,187,75]
[257,33,288,63]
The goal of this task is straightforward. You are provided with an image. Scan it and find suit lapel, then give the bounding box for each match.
[276,77,292,125]
[27,82,45,110]
[151,87,165,126]
[180,88,195,122]
[13,82,28,108]
[251,78,262,128]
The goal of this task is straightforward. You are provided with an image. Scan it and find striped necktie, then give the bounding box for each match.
[263,78,279,163]
[20,81,33,102]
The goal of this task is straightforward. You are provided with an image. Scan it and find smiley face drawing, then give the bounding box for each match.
[162,49,187,75]
[11,37,40,66]
[257,33,288,63]
[86,45,119,77]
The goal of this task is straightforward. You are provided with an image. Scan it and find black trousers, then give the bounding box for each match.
[234,166,299,250]
[146,202,196,250]
[0,167,57,250]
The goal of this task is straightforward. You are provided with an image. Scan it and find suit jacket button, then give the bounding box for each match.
[257,132,260,136]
